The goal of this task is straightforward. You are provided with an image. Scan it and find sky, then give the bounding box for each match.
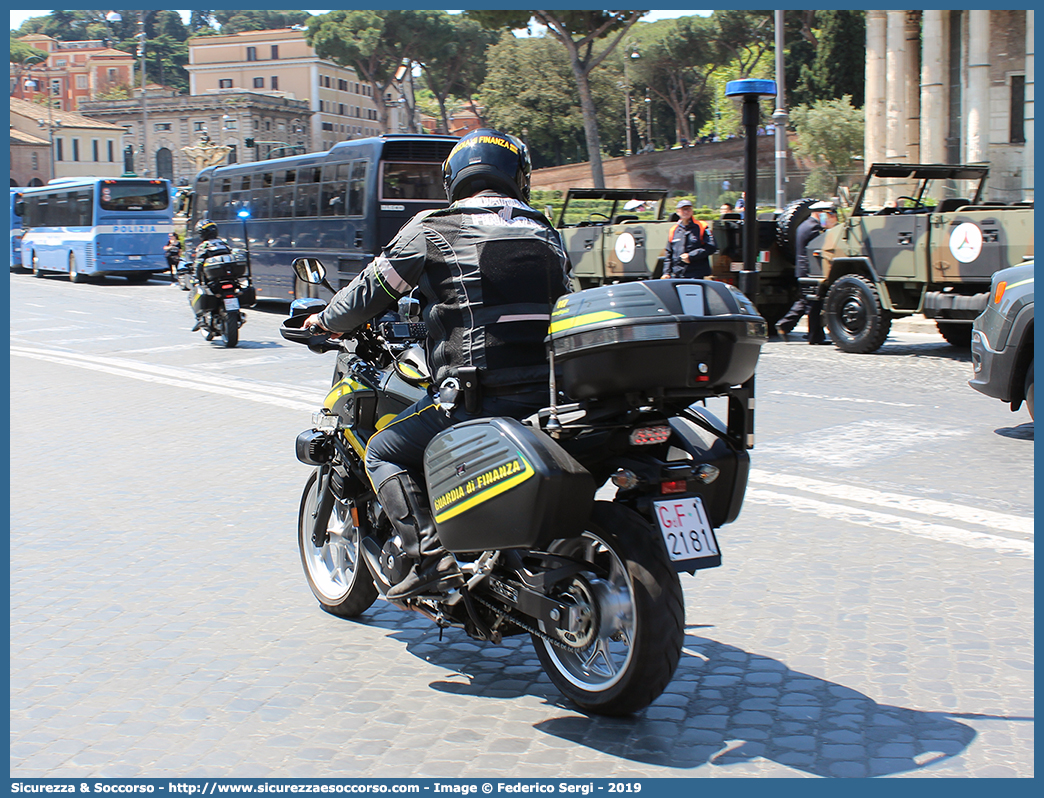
[9,9,711,32]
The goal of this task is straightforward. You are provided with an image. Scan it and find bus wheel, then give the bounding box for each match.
[32,252,44,278]
[69,252,87,284]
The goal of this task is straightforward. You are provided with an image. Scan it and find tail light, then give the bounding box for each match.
[660,480,687,494]
[629,425,671,446]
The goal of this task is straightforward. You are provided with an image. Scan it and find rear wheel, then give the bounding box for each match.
[936,321,972,348]
[298,470,377,617]
[222,310,239,348]
[532,502,685,716]
[825,274,892,353]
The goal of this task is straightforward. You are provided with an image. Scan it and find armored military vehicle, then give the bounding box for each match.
[809,163,1034,353]
[553,188,802,328]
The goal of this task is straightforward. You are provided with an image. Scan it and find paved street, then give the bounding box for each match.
[9,272,1034,779]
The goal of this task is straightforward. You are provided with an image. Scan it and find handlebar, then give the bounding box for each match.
[280,313,427,355]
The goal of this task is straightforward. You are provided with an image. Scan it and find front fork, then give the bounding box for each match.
[310,463,335,547]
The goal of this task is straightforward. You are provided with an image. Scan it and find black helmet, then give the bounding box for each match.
[195,219,218,240]
[442,129,531,203]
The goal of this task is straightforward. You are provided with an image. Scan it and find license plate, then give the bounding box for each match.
[652,496,721,570]
[223,297,240,311]
[128,255,141,261]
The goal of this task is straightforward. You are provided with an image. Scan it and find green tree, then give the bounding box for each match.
[790,11,866,108]
[214,11,312,35]
[469,10,647,188]
[416,13,498,134]
[790,95,864,192]
[306,10,443,134]
[627,16,722,146]
[710,10,776,78]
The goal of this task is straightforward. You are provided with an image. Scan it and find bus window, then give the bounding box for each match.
[73,190,93,226]
[295,166,321,217]
[380,162,443,201]
[348,160,368,216]
[99,180,170,211]
[253,173,273,218]
[319,161,348,217]
[273,169,296,218]
[50,193,70,226]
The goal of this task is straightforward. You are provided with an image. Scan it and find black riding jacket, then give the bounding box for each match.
[318,194,571,389]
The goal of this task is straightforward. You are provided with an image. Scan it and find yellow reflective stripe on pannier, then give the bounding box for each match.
[433,455,536,523]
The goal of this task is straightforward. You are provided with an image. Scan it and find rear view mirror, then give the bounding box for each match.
[292,257,326,285]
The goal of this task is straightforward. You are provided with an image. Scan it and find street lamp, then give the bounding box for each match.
[22,53,59,179]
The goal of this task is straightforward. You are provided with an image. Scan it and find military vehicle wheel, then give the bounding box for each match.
[824,275,892,353]
[936,321,972,348]
[775,198,818,262]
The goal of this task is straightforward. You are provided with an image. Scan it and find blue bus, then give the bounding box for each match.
[10,187,23,270]
[186,135,457,301]
[17,177,175,282]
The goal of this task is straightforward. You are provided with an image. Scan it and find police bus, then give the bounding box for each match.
[184,134,458,301]
[17,177,175,282]
[10,187,24,271]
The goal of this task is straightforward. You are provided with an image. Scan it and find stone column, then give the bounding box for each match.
[864,10,888,165]
[885,10,908,160]
[920,11,949,164]
[904,11,922,163]
[965,10,991,163]
[1025,10,1035,201]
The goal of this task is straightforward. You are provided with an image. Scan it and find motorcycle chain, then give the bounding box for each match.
[470,592,576,654]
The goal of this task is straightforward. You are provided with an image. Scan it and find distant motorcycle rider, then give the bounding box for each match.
[305,129,571,599]
[190,219,233,331]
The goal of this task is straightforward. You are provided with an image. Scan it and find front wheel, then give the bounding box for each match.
[298,470,377,617]
[824,274,892,353]
[532,502,685,716]
[1024,359,1034,420]
[222,310,240,348]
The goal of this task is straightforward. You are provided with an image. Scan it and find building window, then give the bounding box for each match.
[339,103,345,116]
[107,140,114,161]
[338,79,348,91]
[253,77,264,89]
[224,118,237,130]
[246,47,257,61]
[228,144,237,164]
[1010,75,1026,144]
[194,121,206,131]
[31,152,39,170]
[92,139,99,161]
[56,138,64,161]
[271,76,278,91]
[154,122,171,131]
[76,74,88,89]
[219,79,233,89]
[271,45,279,60]
[107,68,118,82]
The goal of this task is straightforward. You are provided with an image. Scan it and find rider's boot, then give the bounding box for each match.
[378,474,463,600]
[191,315,205,332]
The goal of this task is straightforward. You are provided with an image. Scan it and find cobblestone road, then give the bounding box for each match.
[9,274,1034,778]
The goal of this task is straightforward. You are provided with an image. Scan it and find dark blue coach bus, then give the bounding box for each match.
[185,134,458,301]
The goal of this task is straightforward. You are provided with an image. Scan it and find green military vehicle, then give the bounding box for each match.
[810,163,1035,353]
[553,188,803,328]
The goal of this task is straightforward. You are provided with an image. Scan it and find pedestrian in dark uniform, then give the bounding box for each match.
[777,201,837,343]
[661,199,718,279]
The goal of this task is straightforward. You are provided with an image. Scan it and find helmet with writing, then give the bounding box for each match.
[195,219,219,241]
[442,128,531,203]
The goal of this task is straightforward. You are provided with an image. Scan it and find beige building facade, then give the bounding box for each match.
[10,97,126,183]
[185,28,410,153]
[864,9,1034,201]
[79,90,312,186]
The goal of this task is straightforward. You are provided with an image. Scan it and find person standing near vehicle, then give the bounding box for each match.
[776,201,837,344]
[164,232,181,276]
[661,199,718,279]
[303,129,571,599]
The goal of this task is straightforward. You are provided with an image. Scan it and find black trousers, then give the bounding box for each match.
[364,392,546,495]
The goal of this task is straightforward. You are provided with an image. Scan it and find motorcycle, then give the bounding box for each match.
[282,257,766,715]
[187,248,256,348]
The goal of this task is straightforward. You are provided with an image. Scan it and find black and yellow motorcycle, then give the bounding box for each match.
[281,257,765,715]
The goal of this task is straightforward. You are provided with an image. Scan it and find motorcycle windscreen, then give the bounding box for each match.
[423,417,595,552]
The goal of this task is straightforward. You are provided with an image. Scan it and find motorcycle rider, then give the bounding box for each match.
[190,219,233,331]
[304,128,571,599]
